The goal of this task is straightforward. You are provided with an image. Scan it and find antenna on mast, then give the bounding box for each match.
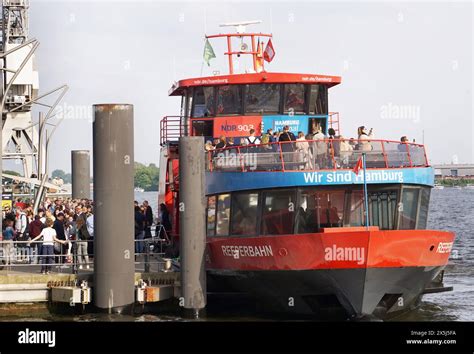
[219,20,262,34]
[208,20,271,74]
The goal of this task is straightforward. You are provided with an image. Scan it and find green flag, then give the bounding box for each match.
[203,39,216,67]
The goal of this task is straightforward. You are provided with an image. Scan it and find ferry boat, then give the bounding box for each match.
[158,23,455,319]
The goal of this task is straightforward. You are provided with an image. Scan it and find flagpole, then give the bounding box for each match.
[200,38,205,76]
[362,152,370,230]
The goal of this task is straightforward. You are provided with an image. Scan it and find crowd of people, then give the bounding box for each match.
[1,197,168,274]
[206,124,413,170]
[1,198,95,273]
[134,201,171,256]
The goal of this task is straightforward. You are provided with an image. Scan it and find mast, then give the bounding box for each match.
[206,21,272,75]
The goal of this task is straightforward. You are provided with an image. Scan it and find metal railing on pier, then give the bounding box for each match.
[0,233,174,275]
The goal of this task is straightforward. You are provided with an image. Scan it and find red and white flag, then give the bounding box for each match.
[353,156,363,175]
[264,39,275,63]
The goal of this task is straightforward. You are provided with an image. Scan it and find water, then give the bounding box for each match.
[395,187,474,321]
[2,190,472,321]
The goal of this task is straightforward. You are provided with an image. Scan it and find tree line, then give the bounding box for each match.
[46,162,159,191]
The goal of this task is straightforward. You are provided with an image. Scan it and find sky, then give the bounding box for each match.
[21,0,473,172]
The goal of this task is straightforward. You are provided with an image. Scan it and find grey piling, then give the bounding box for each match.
[93,104,135,313]
[179,136,207,318]
[71,150,91,199]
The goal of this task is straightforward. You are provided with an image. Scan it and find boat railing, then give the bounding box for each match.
[160,116,183,145]
[206,139,428,172]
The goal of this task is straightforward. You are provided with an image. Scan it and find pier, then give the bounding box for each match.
[0,252,180,316]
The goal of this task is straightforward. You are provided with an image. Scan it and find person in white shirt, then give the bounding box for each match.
[295,131,313,169]
[339,136,354,167]
[244,129,261,146]
[31,218,67,274]
[357,126,374,152]
[15,206,28,239]
[312,126,327,169]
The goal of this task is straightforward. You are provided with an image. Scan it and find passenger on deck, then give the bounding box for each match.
[244,129,261,146]
[260,132,272,151]
[260,129,273,151]
[357,126,373,151]
[272,131,280,152]
[339,136,354,167]
[327,128,339,168]
[266,129,276,143]
[279,126,296,144]
[205,140,215,152]
[398,136,409,152]
[278,125,296,165]
[242,129,261,154]
[312,126,327,169]
[296,131,313,169]
[215,136,227,149]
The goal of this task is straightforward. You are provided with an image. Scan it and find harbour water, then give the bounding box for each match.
[2,189,473,322]
[395,187,474,321]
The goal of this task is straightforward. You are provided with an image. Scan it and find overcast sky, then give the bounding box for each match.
[23,0,473,172]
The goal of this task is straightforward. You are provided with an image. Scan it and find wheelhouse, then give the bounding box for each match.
[164,72,341,145]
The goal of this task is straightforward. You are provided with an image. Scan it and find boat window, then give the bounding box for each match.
[230,192,259,235]
[308,84,328,115]
[191,120,213,137]
[297,189,345,233]
[367,190,398,230]
[399,188,420,229]
[347,190,365,227]
[245,84,280,114]
[346,189,398,230]
[206,196,216,237]
[283,84,306,114]
[416,187,430,229]
[261,190,296,235]
[216,194,231,236]
[217,85,242,115]
[192,86,215,117]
